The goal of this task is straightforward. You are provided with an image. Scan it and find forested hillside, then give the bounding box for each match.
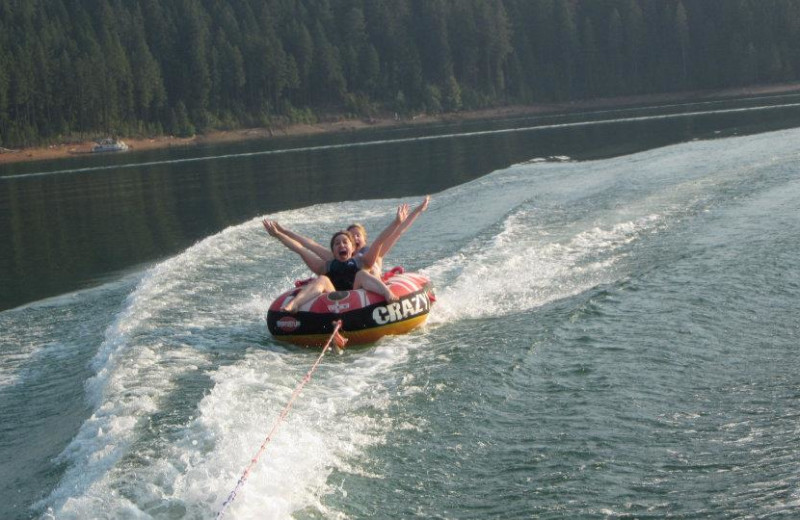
[1,0,799,148]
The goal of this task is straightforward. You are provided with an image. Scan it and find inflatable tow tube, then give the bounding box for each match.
[267,271,434,347]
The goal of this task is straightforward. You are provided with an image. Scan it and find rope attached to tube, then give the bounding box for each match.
[216,320,347,518]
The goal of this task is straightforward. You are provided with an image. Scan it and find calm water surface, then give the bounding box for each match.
[3,93,800,310]
[1,94,800,519]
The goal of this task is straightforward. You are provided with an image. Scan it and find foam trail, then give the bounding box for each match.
[166,345,408,518]
[35,200,427,518]
[426,208,664,323]
[36,224,264,516]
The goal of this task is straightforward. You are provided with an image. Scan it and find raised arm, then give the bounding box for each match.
[273,222,333,261]
[400,195,429,235]
[377,195,430,258]
[263,219,328,274]
[359,206,408,270]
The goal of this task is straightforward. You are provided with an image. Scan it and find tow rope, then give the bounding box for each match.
[216,320,347,518]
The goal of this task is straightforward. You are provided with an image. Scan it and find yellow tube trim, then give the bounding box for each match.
[276,314,429,348]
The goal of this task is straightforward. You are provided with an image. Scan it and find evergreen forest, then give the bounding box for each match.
[2,0,800,148]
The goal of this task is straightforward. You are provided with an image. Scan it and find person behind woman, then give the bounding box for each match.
[268,196,429,277]
[263,216,403,312]
[347,195,429,275]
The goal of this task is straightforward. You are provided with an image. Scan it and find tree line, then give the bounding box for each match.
[1,0,799,148]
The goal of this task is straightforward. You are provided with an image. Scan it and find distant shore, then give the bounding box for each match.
[3,82,800,166]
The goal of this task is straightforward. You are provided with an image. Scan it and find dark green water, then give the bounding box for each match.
[3,93,800,311]
[2,93,800,519]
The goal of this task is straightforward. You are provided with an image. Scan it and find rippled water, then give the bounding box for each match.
[2,128,800,518]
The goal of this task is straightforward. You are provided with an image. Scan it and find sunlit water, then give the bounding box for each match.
[2,127,800,518]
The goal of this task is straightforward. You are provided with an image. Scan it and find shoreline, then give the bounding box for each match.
[3,82,800,165]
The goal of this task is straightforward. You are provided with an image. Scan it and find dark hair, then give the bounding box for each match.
[329,230,355,250]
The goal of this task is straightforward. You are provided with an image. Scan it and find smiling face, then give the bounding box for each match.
[347,224,367,250]
[330,232,355,261]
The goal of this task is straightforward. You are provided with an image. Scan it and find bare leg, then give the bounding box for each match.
[283,276,335,312]
[354,270,398,302]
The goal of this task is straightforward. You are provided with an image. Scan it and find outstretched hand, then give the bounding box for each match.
[396,203,410,224]
[262,219,280,237]
[419,195,430,212]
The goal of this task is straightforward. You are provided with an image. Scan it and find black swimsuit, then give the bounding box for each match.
[325,258,362,291]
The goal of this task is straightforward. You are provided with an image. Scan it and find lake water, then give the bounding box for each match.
[4,93,800,311]
[2,94,800,519]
